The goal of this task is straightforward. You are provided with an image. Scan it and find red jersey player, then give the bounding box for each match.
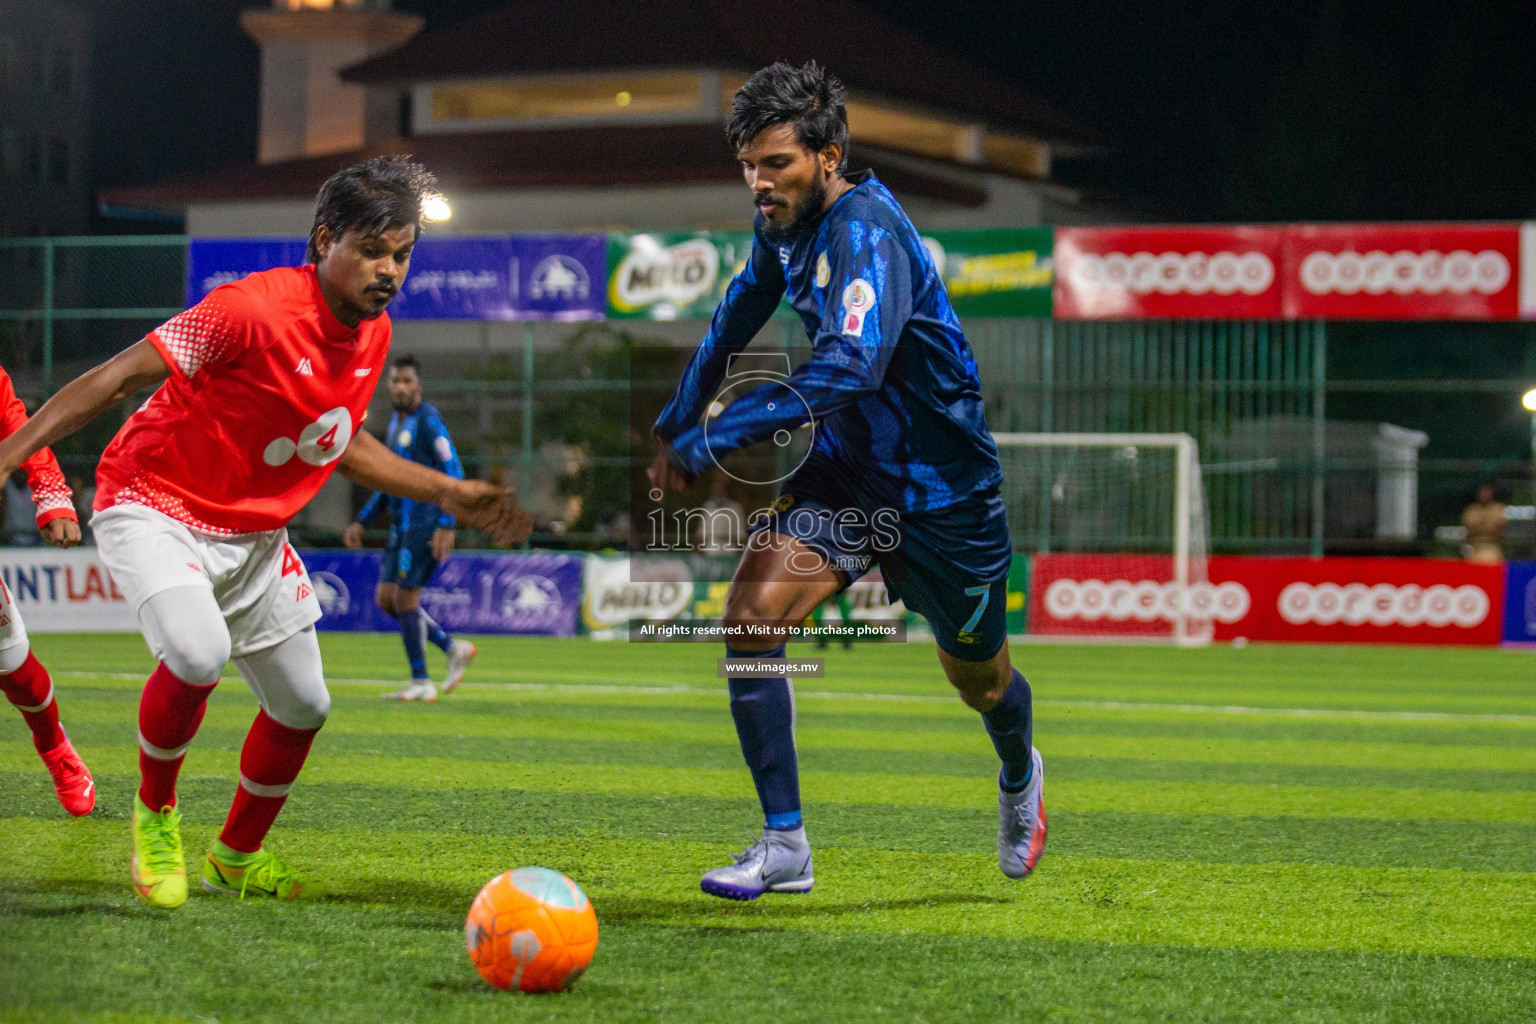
[0,157,531,910]
[0,367,94,816]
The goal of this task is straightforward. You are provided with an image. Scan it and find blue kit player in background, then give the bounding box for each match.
[649,62,1044,900]
[345,355,477,702]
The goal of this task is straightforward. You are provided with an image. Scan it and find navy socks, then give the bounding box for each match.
[725,644,802,830]
[983,668,1035,792]
[421,611,453,653]
[398,608,429,680]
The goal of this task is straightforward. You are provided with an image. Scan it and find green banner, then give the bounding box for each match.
[607,228,1052,319]
[605,232,754,320]
[924,229,1054,317]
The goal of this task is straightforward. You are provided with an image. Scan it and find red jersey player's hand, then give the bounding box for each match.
[42,518,81,548]
[342,522,364,549]
[430,527,456,561]
[443,480,534,547]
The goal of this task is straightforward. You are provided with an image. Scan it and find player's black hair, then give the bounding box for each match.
[306,156,439,263]
[391,353,422,374]
[726,61,849,171]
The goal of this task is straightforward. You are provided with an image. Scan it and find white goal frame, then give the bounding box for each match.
[992,432,1209,646]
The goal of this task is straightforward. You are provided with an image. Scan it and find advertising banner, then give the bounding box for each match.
[1503,561,1536,644]
[1054,227,1283,320]
[0,547,135,632]
[606,229,1053,320]
[924,229,1054,316]
[1029,553,1504,645]
[605,232,755,320]
[306,549,583,636]
[187,236,607,321]
[1281,224,1520,320]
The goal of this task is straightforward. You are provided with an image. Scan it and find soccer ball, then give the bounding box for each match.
[465,867,598,993]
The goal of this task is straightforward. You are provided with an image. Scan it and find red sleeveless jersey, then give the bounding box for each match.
[95,265,390,535]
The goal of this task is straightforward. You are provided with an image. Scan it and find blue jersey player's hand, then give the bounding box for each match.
[648,435,695,492]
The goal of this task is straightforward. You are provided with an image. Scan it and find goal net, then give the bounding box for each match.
[993,433,1214,645]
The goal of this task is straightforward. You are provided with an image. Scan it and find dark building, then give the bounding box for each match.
[0,0,91,236]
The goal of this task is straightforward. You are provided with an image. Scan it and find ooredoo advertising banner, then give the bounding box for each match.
[1281,224,1520,320]
[187,236,607,321]
[1054,227,1283,320]
[0,547,135,632]
[1029,553,1505,645]
[306,550,583,636]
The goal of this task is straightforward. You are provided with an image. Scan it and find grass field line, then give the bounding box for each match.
[37,697,1536,773]
[4,817,1534,960]
[52,670,1536,725]
[10,743,1536,823]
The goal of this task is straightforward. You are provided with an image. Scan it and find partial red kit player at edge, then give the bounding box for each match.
[0,364,96,816]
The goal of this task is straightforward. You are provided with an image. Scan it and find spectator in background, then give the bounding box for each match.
[1461,483,1507,563]
[3,470,41,546]
[70,475,96,544]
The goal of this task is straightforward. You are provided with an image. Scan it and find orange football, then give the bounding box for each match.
[465,867,599,993]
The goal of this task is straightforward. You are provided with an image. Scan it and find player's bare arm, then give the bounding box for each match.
[0,340,171,481]
[338,429,532,546]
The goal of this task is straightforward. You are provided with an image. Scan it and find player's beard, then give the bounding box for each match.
[760,167,829,245]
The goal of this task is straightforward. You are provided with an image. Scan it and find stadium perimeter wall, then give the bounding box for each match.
[6,546,1532,647]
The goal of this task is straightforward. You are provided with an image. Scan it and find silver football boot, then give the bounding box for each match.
[700,826,814,901]
[998,746,1046,879]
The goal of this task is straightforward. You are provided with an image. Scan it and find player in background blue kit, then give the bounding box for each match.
[345,355,476,702]
[649,63,1044,900]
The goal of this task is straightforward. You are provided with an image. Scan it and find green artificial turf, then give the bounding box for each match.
[2,634,1534,1023]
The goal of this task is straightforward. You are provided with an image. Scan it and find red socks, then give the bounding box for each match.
[0,652,65,754]
[218,709,319,854]
[137,662,217,811]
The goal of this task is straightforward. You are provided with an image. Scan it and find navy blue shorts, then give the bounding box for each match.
[380,527,439,590]
[748,455,1013,661]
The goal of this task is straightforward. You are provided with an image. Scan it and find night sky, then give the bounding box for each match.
[89,0,1536,222]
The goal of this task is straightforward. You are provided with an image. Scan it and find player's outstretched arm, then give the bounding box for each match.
[0,339,172,480]
[338,430,533,547]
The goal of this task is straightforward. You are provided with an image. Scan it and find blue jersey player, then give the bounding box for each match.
[345,355,476,701]
[650,63,1044,900]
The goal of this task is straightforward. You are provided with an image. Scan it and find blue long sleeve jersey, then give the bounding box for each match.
[653,172,1002,514]
[355,402,464,531]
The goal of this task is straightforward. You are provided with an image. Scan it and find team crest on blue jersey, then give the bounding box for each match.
[815,252,830,288]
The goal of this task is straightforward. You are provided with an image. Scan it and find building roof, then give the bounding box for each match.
[98,123,987,212]
[340,0,1099,146]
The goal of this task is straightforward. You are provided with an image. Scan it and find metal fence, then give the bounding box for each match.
[1,236,1531,556]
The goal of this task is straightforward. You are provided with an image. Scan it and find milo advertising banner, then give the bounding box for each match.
[607,229,1052,319]
[606,233,755,320]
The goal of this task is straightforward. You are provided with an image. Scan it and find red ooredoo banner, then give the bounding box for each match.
[1281,223,1520,320]
[1029,554,1505,646]
[1054,227,1284,320]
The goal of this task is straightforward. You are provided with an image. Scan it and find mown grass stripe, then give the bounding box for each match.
[32,633,1536,713]
[32,690,1536,774]
[9,740,1534,824]
[24,718,1536,798]
[3,816,1533,960]
[13,770,1536,874]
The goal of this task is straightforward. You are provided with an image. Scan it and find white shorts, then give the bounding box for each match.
[0,575,28,657]
[92,504,321,658]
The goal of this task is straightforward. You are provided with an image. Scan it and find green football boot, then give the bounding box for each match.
[131,797,187,909]
[201,841,305,900]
